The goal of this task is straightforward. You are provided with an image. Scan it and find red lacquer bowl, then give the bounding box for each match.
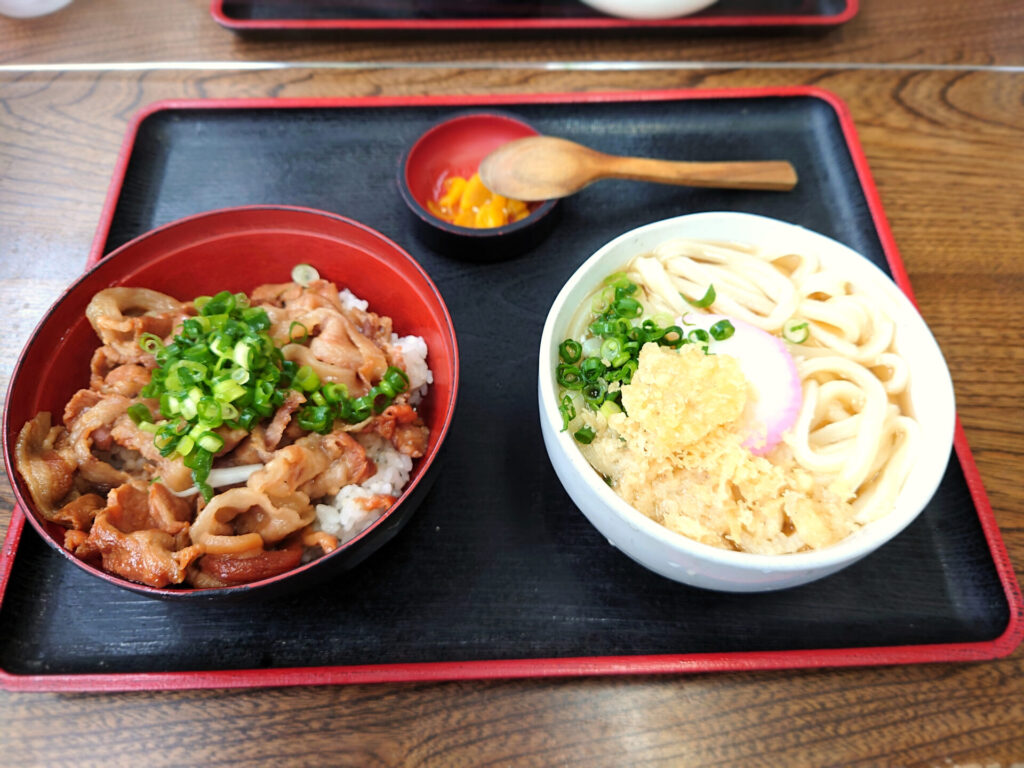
[398,112,560,259]
[2,205,459,600]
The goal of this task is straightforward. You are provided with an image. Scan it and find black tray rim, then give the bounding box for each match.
[209,0,859,31]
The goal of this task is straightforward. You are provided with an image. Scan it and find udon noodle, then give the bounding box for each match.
[564,236,921,553]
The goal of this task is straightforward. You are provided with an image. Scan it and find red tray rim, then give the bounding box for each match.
[1,85,1020,693]
[209,0,858,31]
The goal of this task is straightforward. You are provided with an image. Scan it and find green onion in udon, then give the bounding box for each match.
[710,319,735,341]
[559,339,582,364]
[573,425,596,445]
[783,318,810,344]
[684,284,716,309]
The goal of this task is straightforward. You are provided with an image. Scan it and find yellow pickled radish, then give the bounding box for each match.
[438,176,466,210]
[507,198,527,215]
[475,199,506,228]
[453,208,476,227]
[428,172,530,229]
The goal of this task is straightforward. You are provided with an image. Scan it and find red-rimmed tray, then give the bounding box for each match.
[1,87,1020,693]
[210,0,858,33]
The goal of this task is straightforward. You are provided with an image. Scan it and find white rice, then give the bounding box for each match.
[314,433,414,544]
[338,288,369,312]
[392,333,433,406]
[312,286,433,545]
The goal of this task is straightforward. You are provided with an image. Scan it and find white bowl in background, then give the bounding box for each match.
[0,0,72,18]
[578,0,718,20]
[538,212,955,592]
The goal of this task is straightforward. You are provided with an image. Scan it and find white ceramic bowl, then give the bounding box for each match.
[578,0,718,20]
[538,212,956,592]
[0,0,72,17]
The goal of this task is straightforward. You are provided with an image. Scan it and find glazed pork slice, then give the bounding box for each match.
[188,431,369,564]
[87,516,203,588]
[85,287,190,360]
[257,281,390,395]
[64,391,133,488]
[81,481,203,587]
[109,414,194,492]
[188,487,313,555]
[372,404,430,458]
[14,412,77,518]
[249,430,374,503]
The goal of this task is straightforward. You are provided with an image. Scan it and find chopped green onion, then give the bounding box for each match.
[183,447,213,487]
[136,280,413,496]
[197,482,214,503]
[212,379,247,403]
[297,405,332,434]
[179,397,198,421]
[602,272,631,288]
[242,307,271,332]
[558,394,576,432]
[201,290,237,317]
[159,393,179,418]
[368,386,392,414]
[687,329,710,344]
[289,321,309,344]
[233,341,254,370]
[291,263,320,287]
[349,397,373,424]
[197,431,225,453]
[237,408,258,431]
[322,382,347,404]
[599,338,630,368]
[138,333,164,355]
[293,365,320,393]
[599,401,622,419]
[685,284,716,309]
[659,326,684,348]
[127,403,153,425]
[573,425,596,445]
[639,319,665,343]
[591,285,615,314]
[556,364,583,390]
[193,397,221,427]
[616,359,638,384]
[579,357,607,382]
[709,319,735,341]
[612,297,642,319]
[559,339,582,364]
[783,318,810,344]
[582,379,608,408]
[383,366,409,394]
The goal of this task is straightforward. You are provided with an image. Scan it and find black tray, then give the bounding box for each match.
[0,89,1018,691]
[212,0,856,32]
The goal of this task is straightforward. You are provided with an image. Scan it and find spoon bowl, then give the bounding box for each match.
[478,136,798,202]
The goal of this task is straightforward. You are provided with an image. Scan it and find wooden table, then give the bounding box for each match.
[1,1,1023,765]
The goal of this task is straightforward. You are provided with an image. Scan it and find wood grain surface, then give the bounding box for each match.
[0,63,1022,766]
[0,0,1022,68]
[2,0,1024,759]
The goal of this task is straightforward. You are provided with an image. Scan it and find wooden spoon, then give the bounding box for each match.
[478,136,798,201]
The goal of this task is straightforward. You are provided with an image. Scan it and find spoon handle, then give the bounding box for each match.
[602,155,798,192]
